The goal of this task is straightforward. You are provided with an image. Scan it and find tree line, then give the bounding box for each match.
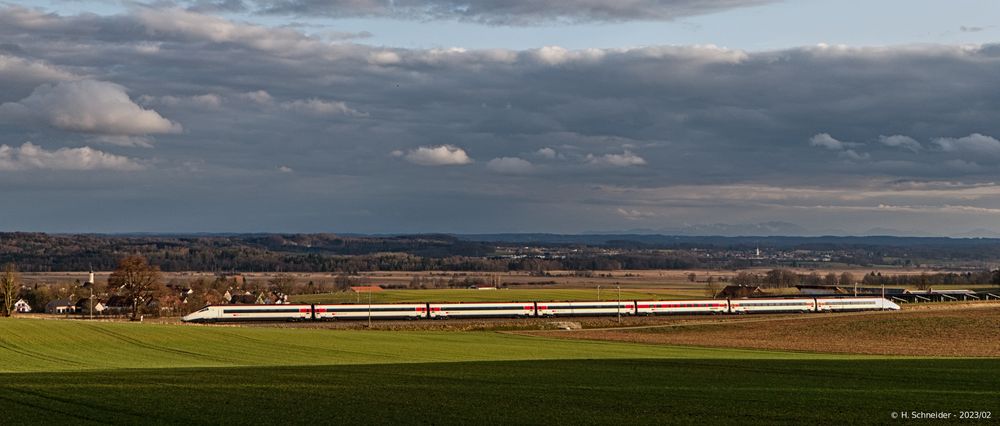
[730,269,1000,289]
[0,232,702,273]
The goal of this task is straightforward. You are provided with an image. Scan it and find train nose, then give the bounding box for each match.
[882,299,901,310]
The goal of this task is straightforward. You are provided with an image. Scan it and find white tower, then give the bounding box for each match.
[88,270,95,285]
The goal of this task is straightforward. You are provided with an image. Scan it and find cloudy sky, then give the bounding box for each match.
[2,1,1000,236]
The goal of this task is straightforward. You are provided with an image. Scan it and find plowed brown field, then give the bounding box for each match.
[519,302,1000,357]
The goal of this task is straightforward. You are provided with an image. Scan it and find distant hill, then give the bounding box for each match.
[4,232,1000,273]
[454,233,1000,249]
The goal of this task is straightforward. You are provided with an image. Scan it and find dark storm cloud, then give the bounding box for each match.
[4,5,1000,234]
[175,0,776,25]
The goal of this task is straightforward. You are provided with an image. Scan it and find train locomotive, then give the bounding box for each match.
[181,296,900,323]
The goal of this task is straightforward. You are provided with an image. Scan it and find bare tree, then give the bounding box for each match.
[764,269,799,288]
[268,274,296,297]
[1,263,19,317]
[704,277,720,298]
[823,272,839,286]
[733,271,760,286]
[915,272,931,291]
[839,272,855,287]
[109,255,162,321]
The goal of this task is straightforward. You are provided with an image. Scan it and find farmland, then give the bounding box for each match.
[525,302,1000,357]
[1,318,998,424]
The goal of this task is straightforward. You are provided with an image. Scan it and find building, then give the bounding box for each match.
[103,295,131,315]
[14,298,31,313]
[225,290,263,304]
[350,285,383,293]
[45,298,77,314]
[75,298,106,315]
[795,285,849,295]
[716,285,765,299]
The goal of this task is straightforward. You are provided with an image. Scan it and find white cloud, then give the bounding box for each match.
[587,150,646,167]
[88,135,155,148]
[281,98,365,116]
[486,157,534,174]
[401,145,473,166]
[134,8,323,55]
[933,133,1000,158]
[0,142,143,171]
[241,90,274,104]
[530,46,606,66]
[369,51,402,65]
[0,80,181,135]
[879,135,921,152]
[536,147,558,159]
[0,54,77,82]
[148,93,223,109]
[811,133,870,160]
[839,149,870,161]
[278,165,293,173]
[616,208,657,220]
[809,133,846,150]
[219,0,775,25]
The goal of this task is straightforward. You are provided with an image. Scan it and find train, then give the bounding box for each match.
[181,296,900,323]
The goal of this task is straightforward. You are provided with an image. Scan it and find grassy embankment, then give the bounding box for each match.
[0,318,996,424]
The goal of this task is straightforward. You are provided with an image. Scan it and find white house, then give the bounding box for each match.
[45,298,77,314]
[14,298,31,313]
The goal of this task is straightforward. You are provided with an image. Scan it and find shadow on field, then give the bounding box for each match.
[1,358,997,425]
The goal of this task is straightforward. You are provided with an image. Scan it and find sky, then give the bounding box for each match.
[2,0,1000,236]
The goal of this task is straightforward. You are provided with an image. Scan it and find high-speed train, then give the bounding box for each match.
[181,297,899,322]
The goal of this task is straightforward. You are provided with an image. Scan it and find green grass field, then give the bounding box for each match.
[1,318,997,424]
[291,288,708,304]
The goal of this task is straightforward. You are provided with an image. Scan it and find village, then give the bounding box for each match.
[10,269,294,319]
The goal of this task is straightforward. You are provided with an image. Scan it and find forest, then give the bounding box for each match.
[4,232,1000,273]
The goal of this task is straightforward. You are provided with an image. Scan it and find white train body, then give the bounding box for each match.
[536,301,635,317]
[815,297,899,312]
[429,303,534,318]
[315,304,425,320]
[182,304,312,322]
[729,298,816,314]
[636,301,728,315]
[182,297,901,323]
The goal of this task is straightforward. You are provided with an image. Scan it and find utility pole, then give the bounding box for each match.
[881,283,885,311]
[88,268,95,320]
[616,284,621,323]
[597,285,601,301]
[367,289,372,328]
[67,288,74,319]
